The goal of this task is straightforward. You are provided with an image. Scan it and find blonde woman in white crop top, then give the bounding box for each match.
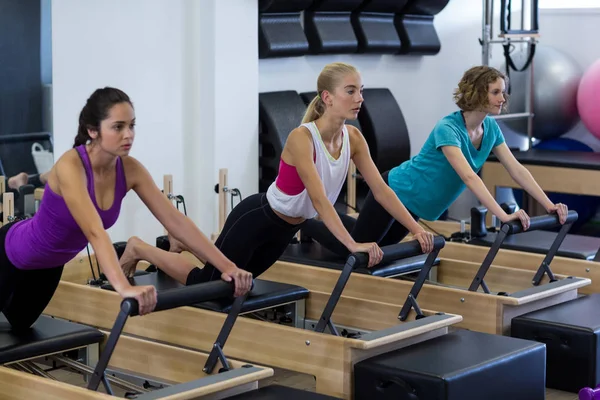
[116,63,436,290]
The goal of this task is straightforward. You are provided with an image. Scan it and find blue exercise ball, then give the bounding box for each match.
[513,138,600,232]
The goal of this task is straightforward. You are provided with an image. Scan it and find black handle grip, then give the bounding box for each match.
[350,236,446,268]
[121,279,246,317]
[504,210,578,235]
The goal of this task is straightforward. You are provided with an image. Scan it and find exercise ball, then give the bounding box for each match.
[577,59,600,139]
[499,45,583,140]
[512,137,600,233]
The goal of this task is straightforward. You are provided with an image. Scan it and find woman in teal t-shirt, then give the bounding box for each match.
[302,65,569,257]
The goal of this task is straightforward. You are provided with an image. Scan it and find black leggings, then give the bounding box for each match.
[0,221,64,331]
[301,171,419,258]
[186,193,304,285]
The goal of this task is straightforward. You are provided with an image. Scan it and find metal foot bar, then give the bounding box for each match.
[50,355,148,394]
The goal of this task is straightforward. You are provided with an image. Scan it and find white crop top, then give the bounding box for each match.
[266,122,351,219]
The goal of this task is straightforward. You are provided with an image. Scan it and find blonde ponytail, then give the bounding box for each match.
[301,94,325,123]
[301,62,359,124]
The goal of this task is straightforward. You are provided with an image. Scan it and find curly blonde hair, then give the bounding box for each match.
[453,66,509,112]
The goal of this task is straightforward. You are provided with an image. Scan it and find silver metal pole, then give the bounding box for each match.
[490,0,495,41]
[482,0,492,65]
[526,48,535,150]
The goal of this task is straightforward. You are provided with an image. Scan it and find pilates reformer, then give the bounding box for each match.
[209,167,590,335]
[49,236,461,399]
[469,204,600,261]
[262,210,590,336]
[0,279,278,399]
[417,205,600,294]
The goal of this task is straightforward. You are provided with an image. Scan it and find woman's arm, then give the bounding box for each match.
[492,143,568,223]
[53,152,157,315]
[442,145,531,229]
[285,127,383,266]
[124,157,252,296]
[348,127,433,252]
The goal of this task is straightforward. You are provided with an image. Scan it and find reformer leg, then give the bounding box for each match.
[398,249,441,321]
[468,224,510,293]
[203,293,248,374]
[314,255,360,335]
[87,301,133,391]
[531,222,572,285]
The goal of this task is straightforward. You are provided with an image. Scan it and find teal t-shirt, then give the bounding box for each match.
[388,111,506,221]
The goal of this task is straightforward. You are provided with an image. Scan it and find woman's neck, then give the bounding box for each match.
[86,143,117,175]
[314,114,345,142]
[462,110,487,132]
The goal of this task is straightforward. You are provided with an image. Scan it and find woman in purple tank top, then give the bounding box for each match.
[0,88,252,331]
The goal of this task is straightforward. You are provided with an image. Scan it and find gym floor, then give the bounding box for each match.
[45,361,578,399]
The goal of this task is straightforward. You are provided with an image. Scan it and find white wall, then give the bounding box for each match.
[213,1,259,220]
[51,0,258,244]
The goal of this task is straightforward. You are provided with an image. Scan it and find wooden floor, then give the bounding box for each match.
[33,362,580,399]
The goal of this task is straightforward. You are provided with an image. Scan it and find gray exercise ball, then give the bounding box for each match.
[499,45,583,140]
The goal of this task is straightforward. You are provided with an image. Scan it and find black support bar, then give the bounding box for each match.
[87,280,239,392]
[315,236,446,333]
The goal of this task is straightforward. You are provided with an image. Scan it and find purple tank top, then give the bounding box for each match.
[5,145,128,270]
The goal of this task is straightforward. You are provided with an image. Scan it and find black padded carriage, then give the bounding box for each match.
[281,242,438,278]
[471,230,600,260]
[101,271,309,315]
[0,314,102,365]
[468,206,600,260]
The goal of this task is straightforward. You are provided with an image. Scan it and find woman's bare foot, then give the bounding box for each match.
[168,233,188,253]
[120,236,142,277]
[8,172,28,190]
